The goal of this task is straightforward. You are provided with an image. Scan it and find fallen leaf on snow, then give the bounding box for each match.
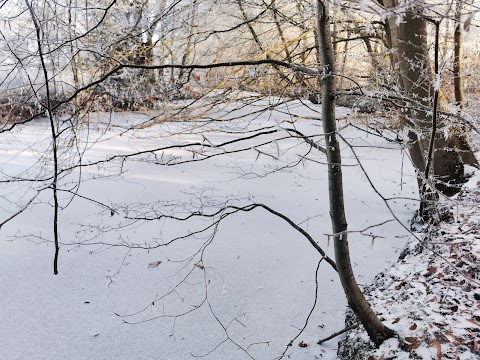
[402,336,421,351]
[472,339,480,353]
[148,261,162,268]
[466,318,480,327]
[428,339,442,360]
[450,305,459,313]
[424,266,437,276]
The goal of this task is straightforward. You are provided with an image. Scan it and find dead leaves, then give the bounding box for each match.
[402,334,448,360]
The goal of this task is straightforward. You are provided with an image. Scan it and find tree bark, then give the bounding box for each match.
[383,0,476,197]
[316,0,394,346]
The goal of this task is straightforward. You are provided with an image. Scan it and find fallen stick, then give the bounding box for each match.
[317,323,360,345]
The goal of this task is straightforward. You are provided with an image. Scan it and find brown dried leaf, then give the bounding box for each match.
[425,266,437,276]
[298,341,308,348]
[147,261,162,268]
[428,339,442,360]
[445,330,464,345]
[196,262,205,270]
[472,339,480,353]
[392,317,401,324]
[394,281,406,290]
[410,323,417,330]
[466,318,480,327]
[403,337,421,351]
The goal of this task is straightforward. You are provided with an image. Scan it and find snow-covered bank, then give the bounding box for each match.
[339,170,480,360]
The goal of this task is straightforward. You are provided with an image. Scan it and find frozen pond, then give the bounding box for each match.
[0,99,418,359]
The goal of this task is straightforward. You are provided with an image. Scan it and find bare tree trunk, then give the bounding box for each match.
[68,0,79,90]
[454,0,465,110]
[316,0,394,346]
[451,3,479,170]
[178,1,197,85]
[26,0,60,274]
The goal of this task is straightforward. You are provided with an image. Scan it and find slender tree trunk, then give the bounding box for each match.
[316,0,394,346]
[454,0,465,110]
[68,0,79,90]
[26,0,60,274]
[451,3,479,169]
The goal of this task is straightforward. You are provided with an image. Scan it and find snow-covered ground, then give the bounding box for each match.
[0,99,419,360]
[340,169,480,360]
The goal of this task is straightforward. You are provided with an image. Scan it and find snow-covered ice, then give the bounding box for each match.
[0,99,419,360]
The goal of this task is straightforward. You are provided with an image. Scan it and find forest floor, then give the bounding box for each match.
[339,168,480,360]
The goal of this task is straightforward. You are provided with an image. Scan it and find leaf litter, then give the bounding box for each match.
[340,169,480,360]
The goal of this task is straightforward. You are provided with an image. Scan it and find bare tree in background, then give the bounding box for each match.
[454,0,465,109]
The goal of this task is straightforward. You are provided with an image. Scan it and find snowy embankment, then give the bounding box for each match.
[339,170,480,359]
[0,99,418,360]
